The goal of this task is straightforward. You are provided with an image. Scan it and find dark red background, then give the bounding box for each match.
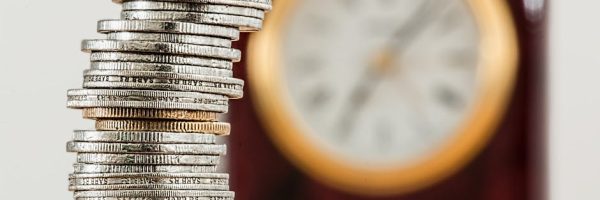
[229,0,548,199]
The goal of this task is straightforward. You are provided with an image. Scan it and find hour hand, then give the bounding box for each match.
[335,51,396,140]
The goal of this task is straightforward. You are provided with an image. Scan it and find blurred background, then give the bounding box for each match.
[0,0,597,199]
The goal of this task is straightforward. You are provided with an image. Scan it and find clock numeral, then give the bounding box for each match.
[304,86,332,111]
[435,84,465,110]
[342,0,360,11]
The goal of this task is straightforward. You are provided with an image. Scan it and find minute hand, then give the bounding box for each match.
[335,0,449,140]
[386,0,449,52]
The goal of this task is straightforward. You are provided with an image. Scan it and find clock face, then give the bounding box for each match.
[248,0,518,196]
[282,0,480,165]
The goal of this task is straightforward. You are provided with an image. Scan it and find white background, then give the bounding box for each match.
[0,1,118,199]
[0,0,597,199]
[549,1,600,199]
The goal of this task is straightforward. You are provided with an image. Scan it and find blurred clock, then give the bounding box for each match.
[248,0,519,196]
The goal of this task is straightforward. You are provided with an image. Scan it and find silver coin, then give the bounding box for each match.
[82,40,241,61]
[122,1,265,19]
[114,0,272,11]
[82,70,244,98]
[69,183,229,191]
[76,153,220,165]
[95,120,231,135]
[73,163,218,174]
[97,20,240,40]
[121,11,263,32]
[67,141,227,155]
[89,62,234,77]
[90,52,233,69]
[82,79,242,98]
[68,141,226,155]
[73,130,217,144]
[74,190,235,198]
[67,89,229,112]
[76,197,232,200]
[107,32,232,47]
[82,107,219,121]
[70,176,227,187]
[70,172,229,179]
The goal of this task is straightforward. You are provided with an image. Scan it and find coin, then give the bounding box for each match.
[122,1,265,19]
[90,52,234,69]
[67,89,229,112]
[70,172,229,179]
[121,10,263,31]
[82,40,241,61]
[82,108,219,121]
[70,176,228,186]
[76,153,220,165]
[73,163,218,174]
[97,19,240,40]
[107,32,232,47]
[95,120,231,135]
[69,172,229,186]
[82,70,244,98]
[113,0,273,11]
[69,183,229,191]
[67,141,227,155]
[66,0,270,198]
[89,62,234,77]
[76,197,232,200]
[73,130,218,144]
[74,190,235,198]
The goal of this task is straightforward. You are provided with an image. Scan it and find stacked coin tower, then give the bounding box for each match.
[65,0,271,199]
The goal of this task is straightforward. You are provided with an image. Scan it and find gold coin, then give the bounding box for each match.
[83,108,219,121]
[95,120,230,135]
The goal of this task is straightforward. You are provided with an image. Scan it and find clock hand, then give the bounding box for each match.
[335,0,448,141]
[387,0,446,50]
[336,67,381,140]
[335,51,395,140]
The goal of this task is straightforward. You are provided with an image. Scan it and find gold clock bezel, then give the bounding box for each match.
[247,0,519,196]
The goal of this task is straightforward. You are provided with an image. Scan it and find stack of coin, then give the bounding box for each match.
[66,0,271,199]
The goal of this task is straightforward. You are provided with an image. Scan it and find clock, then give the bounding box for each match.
[247,0,519,196]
